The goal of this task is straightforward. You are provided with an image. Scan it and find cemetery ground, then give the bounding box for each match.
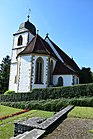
[0,105,93,139]
[44,107,93,139]
[0,105,54,139]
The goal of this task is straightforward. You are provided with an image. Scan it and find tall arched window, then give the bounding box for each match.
[35,57,44,84]
[17,35,23,46]
[50,60,53,84]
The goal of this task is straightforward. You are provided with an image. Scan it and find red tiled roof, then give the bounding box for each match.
[47,37,80,71]
[18,34,57,59]
[53,60,75,75]
[18,34,80,75]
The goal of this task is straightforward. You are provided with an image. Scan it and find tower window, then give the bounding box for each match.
[35,57,44,84]
[17,35,23,46]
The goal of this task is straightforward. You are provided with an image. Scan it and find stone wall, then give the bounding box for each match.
[13,106,74,138]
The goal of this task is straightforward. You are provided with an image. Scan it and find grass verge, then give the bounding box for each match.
[68,106,93,119]
[89,130,93,134]
[0,105,22,117]
[0,105,54,139]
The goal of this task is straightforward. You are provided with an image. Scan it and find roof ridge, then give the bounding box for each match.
[31,35,37,52]
[37,35,51,54]
[48,37,70,58]
[48,37,80,71]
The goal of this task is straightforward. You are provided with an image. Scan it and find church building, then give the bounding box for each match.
[9,18,80,92]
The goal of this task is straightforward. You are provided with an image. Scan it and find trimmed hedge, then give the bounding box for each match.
[0,93,33,102]
[32,83,93,99]
[0,99,68,112]
[4,90,15,95]
[0,83,93,102]
[1,97,93,112]
[69,97,93,107]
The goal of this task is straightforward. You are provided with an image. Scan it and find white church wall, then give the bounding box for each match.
[50,57,56,71]
[9,63,17,92]
[73,75,79,84]
[11,32,28,64]
[28,32,34,43]
[11,48,25,63]
[18,55,31,92]
[32,55,48,89]
[53,75,73,86]
[11,32,34,63]
[11,50,17,63]
[13,32,28,48]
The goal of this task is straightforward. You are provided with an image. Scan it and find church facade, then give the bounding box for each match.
[9,19,80,92]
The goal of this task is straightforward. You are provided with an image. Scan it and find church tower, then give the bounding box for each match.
[9,19,36,92]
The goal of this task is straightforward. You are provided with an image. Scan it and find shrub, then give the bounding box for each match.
[0,99,63,112]
[1,97,93,112]
[69,97,93,107]
[32,83,93,99]
[0,83,93,102]
[55,99,69,112]
[4,90,15,95]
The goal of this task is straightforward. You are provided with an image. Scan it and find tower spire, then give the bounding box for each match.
[27,9,31,21]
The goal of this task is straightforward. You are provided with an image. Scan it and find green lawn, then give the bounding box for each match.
[0,105,22,117]
[68,106,93,135]
[89,130,93,134]
[68,106,93,119]
[0,105,54,139]
[0,123,14,139]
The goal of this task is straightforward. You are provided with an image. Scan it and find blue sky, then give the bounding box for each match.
[0,0,93,71]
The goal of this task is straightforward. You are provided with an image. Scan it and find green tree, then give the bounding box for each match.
[92,72,93,82]
[0,55,11,94]
[79,67,93,84]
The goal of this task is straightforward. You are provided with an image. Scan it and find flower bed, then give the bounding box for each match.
[0,109,30,120]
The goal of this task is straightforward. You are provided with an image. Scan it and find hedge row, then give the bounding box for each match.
[1,97,93,112]
[32,83,93,99]
[0,93,33,102]
[0,83,93,102]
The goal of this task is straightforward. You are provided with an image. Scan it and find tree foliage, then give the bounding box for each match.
[79,67,93,84]
[0,55,11,94]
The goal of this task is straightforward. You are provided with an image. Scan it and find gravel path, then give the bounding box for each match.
[44,118,93,139]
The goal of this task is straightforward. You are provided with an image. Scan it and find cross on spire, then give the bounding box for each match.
[27,9,31,21]
[37,30,39,34]
[46,33,49,37]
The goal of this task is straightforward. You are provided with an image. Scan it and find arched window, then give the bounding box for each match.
[72,75,75,85]
[35,57,44,84]
[50,60,53,84]
[57,76,63,86]
[17,35,23,46]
